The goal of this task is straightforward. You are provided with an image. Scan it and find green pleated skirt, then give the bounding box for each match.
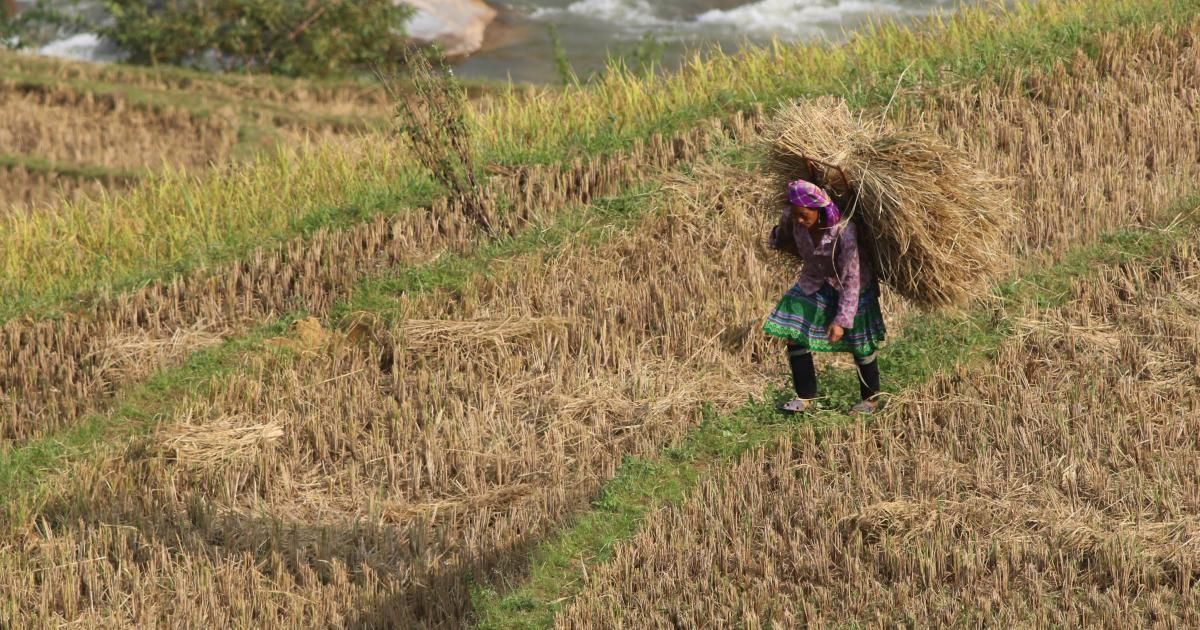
[763,281,887,359]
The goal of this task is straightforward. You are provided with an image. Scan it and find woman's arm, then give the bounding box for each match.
[832,223,862,329]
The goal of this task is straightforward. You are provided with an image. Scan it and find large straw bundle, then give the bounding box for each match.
[762,96,1013,310]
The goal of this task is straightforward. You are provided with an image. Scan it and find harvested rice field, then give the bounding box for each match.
[561,235,1200,628]
[0,85,238,170]
[3,1,1200,628]
[0,162,119,214]
[0,116,735,439]
[0,49,479,215]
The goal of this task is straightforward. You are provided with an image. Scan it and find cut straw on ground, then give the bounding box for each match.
[3,3,1200,627]
[474,201,1200,629]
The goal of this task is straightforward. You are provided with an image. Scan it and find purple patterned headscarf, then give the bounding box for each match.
[787,179,841,225]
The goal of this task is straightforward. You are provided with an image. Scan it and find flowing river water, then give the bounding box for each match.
[18,0,977,84]
[461,0,973,82]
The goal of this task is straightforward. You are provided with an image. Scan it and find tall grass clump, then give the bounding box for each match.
[384,53,490,233]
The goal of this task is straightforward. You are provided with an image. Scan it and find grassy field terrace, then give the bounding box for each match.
[3,0,1200,626]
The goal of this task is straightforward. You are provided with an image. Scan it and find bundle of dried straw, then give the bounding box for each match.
[762,96,1013,310]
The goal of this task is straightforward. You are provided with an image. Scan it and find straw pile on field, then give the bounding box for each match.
[763,96,1014,309]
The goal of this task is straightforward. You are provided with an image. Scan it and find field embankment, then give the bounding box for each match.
[2,1,1200,628]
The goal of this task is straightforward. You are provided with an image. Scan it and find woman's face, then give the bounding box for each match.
[791,205,821,229]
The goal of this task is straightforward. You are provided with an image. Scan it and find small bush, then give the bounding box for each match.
[386,52,491,232]
[1,0,86,49]
[100,0,414,77]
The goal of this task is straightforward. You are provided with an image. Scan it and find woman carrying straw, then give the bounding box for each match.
[764,179,887,415]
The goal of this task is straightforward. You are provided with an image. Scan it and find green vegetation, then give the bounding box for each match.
[101,0,413,76]
[6,0,1199,326]
[547,25,578,87]
[3,0,414,77]
[0,0,83,49]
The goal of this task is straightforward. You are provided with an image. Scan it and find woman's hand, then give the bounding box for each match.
[828,324,845,343]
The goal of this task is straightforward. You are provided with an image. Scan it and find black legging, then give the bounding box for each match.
[787,344,880,401]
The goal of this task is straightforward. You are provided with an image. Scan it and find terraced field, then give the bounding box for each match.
[3,0,1200,627]
[0,50,404,213]
[561,235,1200,627]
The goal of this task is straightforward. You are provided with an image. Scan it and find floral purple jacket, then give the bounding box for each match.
[769,208,875,329]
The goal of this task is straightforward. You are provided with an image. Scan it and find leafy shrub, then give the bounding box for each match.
[1,0,86,49]
[99,0,414,77]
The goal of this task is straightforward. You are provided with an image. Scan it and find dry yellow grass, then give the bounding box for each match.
[0,46,527,218]
[1,50,400,119]
[906,38,1200,261]
[560,234,1200,628]
[0,111,744,444]
[0,161,801,627]
[0,166,119,215]
[0,61,400,215]
[0,86,239,171]
[2,15,1200,629]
